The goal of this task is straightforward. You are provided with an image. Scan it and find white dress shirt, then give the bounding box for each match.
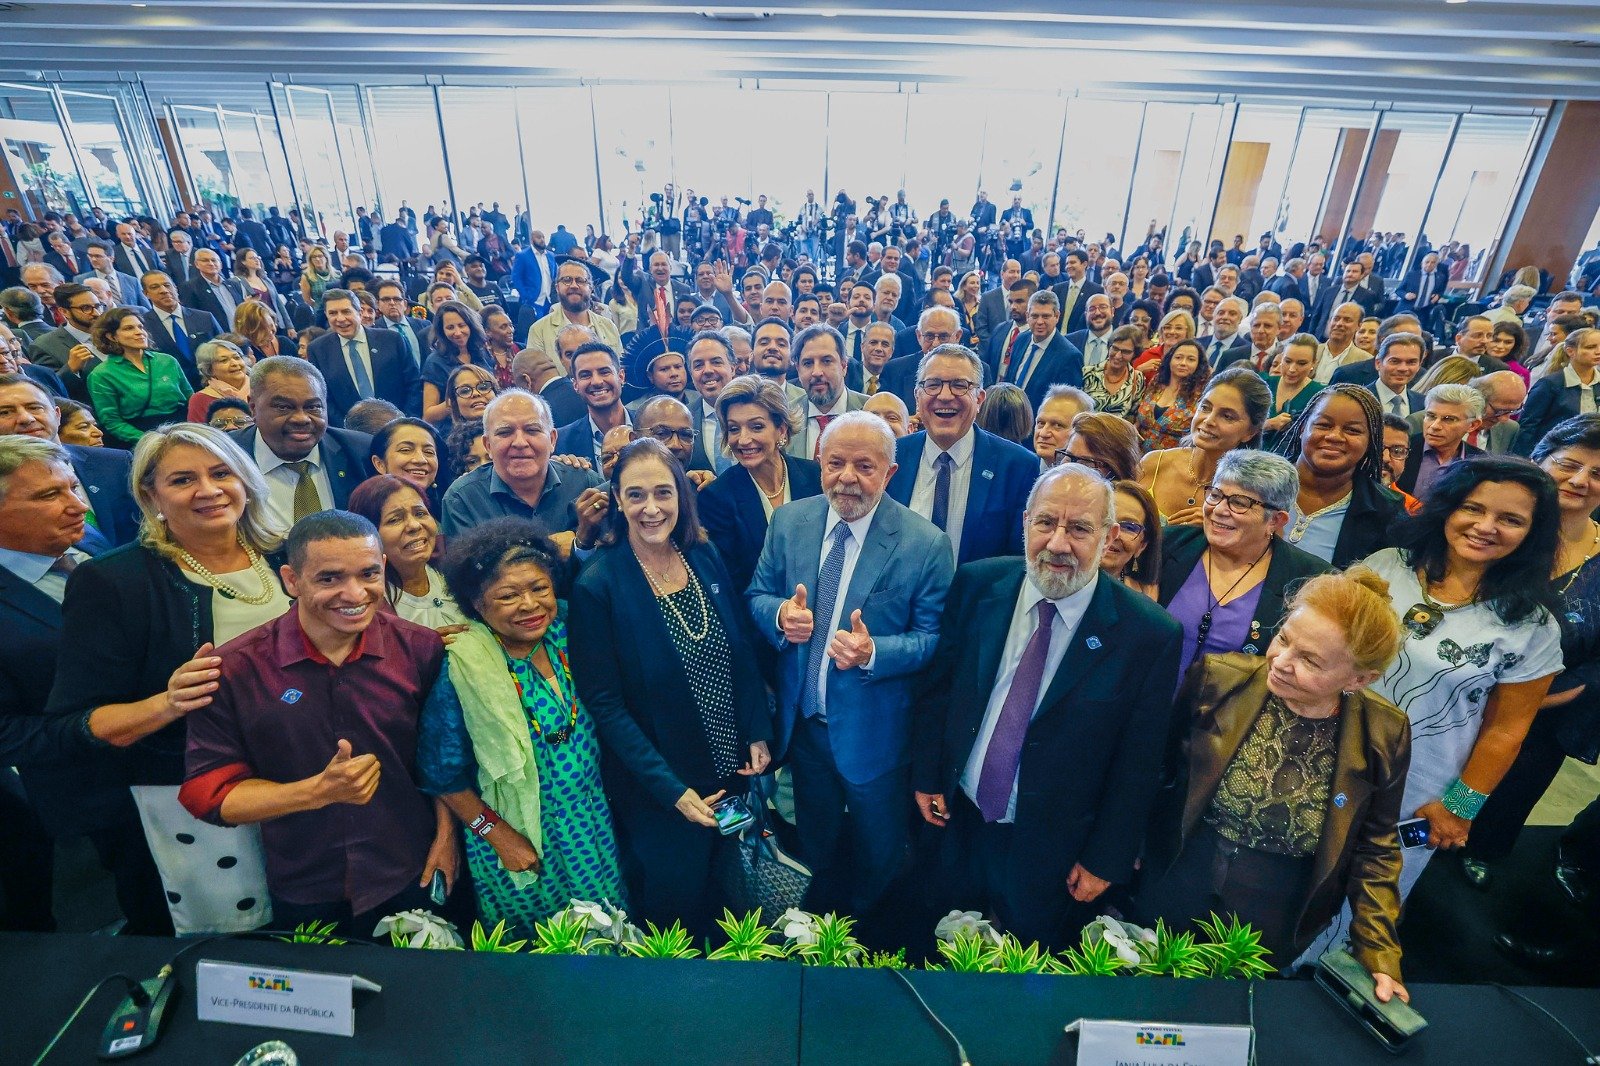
[808,502,880,713]
[800,393,849,458]
[340,327,375,392]
[1566,365,1599,414]
[960,571,1098,822]
[0,546,89,604]
[254,434,333,530]
[908,427,975,563]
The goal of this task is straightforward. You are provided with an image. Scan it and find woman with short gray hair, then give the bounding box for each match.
[1157,449,1331,678]
[185,337,251,423]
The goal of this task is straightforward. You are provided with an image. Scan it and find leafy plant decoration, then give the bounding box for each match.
[707,908,787,962]
[623,919,702,960]
[470,918,530,954]
[280,920,346,947]
[1134,919,1208,978]
[793,913,865,967]
[1194,912,1276,979]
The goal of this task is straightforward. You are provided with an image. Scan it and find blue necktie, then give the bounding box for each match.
[397,322,419,366]
[931,451,953,531]
[801,523,853,720]
[166,313,190,360]
[347,338,374,399]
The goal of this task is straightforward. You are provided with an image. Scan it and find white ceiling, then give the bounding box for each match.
[2,0,1597,108]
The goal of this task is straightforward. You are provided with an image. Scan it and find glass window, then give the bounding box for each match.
[978,93,1064,247]
[1053,99,1141,254]
[326,87,378,224]
[283,85,354,238]
[1348,112,1455,279]
[254,112,297,217]
[366,86,450,236]
[169,104,235,215]
[1420,114,1540,288]
[1164,103,1230,272]
[1278,109,1381,264]
[671,85,753,208]
[57,89,147,215]
[438,87,526,225]
[1123,102,1221,259]
[222,110,275,221]
[514,86,599,237]
[0,83,90,217]
[1212,104,1303,257]
[903,91,981,221]
[749,89,826,225]
[591,84,673,241]
[826,91,908,216]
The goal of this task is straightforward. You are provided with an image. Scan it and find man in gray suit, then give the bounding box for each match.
[972,259,1022,350]
[748,411,954,916]
[25,283,106,402]
[1406,370,1524,454]
[74,241,148,310]
[786,324,868,461]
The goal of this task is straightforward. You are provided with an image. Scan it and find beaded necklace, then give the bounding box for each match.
[500,637,579,745]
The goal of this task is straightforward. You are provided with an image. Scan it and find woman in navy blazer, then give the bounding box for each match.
[696,374,824,593]
[567,440,773,938]
[1514,327,1600,456]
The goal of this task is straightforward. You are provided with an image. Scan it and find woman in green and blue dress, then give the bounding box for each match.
[418,518,625,938]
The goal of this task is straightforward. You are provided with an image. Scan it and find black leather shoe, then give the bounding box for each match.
[1554,854,1597,908]
[1493,931,1574,968]
[1460,855,1491,890]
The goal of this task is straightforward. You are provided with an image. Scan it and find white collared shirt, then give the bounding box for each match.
[254,434,333,530]
[338,326,374,391]
[0,546,89,604]
[909,427,975,562]
[1080,329,1110,369]
[960,571,1099,822]
[1565,364,1599,414]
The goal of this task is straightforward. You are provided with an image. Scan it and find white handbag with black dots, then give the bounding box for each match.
[130,785,273,935]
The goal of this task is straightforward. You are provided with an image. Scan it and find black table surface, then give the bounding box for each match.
[3,933,1597,1065]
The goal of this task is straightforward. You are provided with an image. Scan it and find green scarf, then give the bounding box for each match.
[444,621,543,888]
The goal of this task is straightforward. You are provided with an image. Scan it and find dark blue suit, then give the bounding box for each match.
[698,455,823,594]
[887,428,1040,566]
[1005,333,1084,411]
[305,328,422,426]
[552,415,602,468]
[67,444,138,548]
[747,494,953,913]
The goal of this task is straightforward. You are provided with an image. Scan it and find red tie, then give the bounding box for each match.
[997,325,1022,378]
[655,285,670,339]
[813,414,834,460]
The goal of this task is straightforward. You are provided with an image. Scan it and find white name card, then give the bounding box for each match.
[1065,1017,1254,1066]
[196,960,381,1038]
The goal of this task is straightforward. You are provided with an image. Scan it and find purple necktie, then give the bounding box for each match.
[977,600,1056,822]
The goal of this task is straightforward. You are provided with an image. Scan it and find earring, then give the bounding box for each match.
[156,512,165,522]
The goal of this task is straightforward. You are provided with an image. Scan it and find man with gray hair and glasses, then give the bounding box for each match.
[1398,382,1486,496]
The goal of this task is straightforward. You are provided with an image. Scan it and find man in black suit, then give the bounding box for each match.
[553,342,631,468]
[41,231,84,282]
[1266,256,1307,304]
[379,211,418,262]
[371,278,431,368]
[304,288,421,426]
[237,355,373,528]
[139,270,219,388]
[180,248,247,330]
[913,463,1184,947]
[981,280,1037,386]
[1049,250,1103,336]
[232,208,274,258]
[1355,333,1428,418]
[1397,251,1450,334]
[110,222,157,280]
[1001,290,1083,411]
[629,251,693,335]
[972,259,1021,350]
[0,435,171,934]
[1200,296,1250,370]
[969,191,997,246]
[1312,260,1380,337]
[1398,382,1485,496]
[511,345,587,429]
[1191,246,1227,293]
[1000,197,1033,258]
[161,229,194,285]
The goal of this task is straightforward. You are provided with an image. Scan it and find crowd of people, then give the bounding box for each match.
[2,193,1599,1003]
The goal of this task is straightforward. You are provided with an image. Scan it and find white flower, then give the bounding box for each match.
[373,909,463,950]
[565,899,612,932]
[776,908,821,945]
[934,910,1003,945]
[1081,915,1150,968]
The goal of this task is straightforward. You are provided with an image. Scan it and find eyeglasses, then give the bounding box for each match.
[1203,486,1274,515]
[1028,515,1105,542]
[917,378,978,396]
[1115,519,1147,538]
[1383,444,1411,460]
[453,381,497,399]
[646,426,696,444]
[1059,452,1115,479]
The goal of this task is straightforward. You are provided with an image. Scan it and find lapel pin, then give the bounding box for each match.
[1086,636,1101,650]
[280,688,303,704]
[1333,792,1347,808]
[981,469,995,480]
[710,583,720,594]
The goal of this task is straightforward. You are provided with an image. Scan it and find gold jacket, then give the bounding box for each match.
[1151,653,1412,979]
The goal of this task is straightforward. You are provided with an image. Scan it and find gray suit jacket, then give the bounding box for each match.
[74,269,150,309]
[783,390,869,458]
[1405,410,1518,455]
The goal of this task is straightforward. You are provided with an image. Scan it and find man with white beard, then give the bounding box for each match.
[911,463,1184,949]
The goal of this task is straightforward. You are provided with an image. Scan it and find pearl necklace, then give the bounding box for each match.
[1557,520,1600,595]
[178,536,278,606]
[757,461,788,505]
[637,545,711,641]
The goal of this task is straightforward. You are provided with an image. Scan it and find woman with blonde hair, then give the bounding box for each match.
[48,422,290,934]
[1139,566,1411,998]
[232,299,289,362]
[1133,308,1196,379]
[299,245,336,307]
[1412,354,1480,394]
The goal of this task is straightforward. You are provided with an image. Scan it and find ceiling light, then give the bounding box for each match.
[1445,0,1467,5]
[699,8,773,20]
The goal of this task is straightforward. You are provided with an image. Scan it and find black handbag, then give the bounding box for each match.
[714,774,812,915]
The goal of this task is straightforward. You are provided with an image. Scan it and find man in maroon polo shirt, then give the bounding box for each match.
[180,510,463,936]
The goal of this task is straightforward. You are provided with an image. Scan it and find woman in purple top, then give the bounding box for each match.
[1157,450,1331,679]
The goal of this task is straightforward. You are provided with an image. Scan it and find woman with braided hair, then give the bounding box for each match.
[1273,383,1406,567]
